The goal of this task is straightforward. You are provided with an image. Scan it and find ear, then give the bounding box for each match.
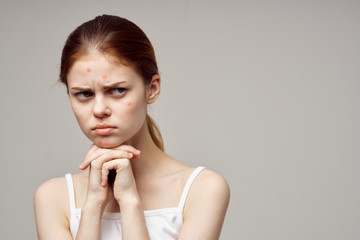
[147,74,161,104]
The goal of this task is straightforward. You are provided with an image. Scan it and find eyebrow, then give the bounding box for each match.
[70,81,127,91]
[69,86,91,91]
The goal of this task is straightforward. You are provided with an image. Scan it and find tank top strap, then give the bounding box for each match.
[65,173,77,215]
[178,166,206,211]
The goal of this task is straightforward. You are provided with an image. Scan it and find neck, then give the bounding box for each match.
[124,121,165,178]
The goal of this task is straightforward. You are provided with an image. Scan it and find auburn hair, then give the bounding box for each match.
[59,14,164,151]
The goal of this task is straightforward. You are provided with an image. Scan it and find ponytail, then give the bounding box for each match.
[146,114,164,151]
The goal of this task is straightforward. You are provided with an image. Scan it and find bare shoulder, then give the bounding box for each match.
[34,176,70,222]
[184,168,230,215]
[34,176,68,204]
[193,168,230,201]
[34,176,74,239]
[180,168,230,239]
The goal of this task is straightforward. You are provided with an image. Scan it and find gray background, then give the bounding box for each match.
[0,0,359,239]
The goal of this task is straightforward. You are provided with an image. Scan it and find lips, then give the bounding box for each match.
[92,124,117,135]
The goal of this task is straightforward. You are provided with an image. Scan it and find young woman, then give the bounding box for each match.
[34,15,230,240]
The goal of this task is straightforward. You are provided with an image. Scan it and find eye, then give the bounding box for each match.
[108,88,127,97]
[75,91,94,100]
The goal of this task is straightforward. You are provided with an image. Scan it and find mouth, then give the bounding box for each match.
[92,124,117,135]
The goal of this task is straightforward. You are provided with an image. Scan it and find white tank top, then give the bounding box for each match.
[65,166,205,240]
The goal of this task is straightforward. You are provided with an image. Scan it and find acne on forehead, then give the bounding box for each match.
[85,68,107,79]
[68,55,140,87]
[85,68,107,80]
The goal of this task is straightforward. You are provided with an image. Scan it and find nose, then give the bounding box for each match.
[93,95,111,118]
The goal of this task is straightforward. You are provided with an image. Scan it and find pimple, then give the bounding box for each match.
[86,68,91,72]
[102,75,107,79]
[127,102,132,106]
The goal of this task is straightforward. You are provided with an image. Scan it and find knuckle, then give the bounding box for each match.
[102,161,110,169]
[97,152,111,164]
[90,160,101,169]
[120,158,131,167]
[105,149,130,160]
[99,152,109,160]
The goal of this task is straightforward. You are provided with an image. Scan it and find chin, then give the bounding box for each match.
[88,125,144,149]
[93,138,126,149]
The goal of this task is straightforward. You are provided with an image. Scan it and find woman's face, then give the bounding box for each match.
[67,53,151,148]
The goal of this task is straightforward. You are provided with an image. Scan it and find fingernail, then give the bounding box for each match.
[79,164,83,169]
[128,153,133,158]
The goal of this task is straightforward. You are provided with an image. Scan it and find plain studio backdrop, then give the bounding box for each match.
[0,0,359,239]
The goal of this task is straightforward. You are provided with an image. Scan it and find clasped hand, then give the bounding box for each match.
[79,144,141,206]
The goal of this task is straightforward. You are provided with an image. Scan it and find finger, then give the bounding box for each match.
[79,148,107,170]
[89,150,132,172]
[87,164,107,195]
[113,145,141,159]
[80,145,140,170]
[101,162,110,187]
[85,144,99,159]
[80,147,113,170]
[101,159,129,186]
[80,144,104,169]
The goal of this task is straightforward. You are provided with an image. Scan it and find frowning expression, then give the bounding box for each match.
[67,53,149,148]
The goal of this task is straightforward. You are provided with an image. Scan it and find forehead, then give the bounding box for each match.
[67,53,140,86]
[70,53,123,74]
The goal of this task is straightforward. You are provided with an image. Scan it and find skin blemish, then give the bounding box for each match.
[102,75,107,79]
[127,102,132,106]
[86,68,91,72]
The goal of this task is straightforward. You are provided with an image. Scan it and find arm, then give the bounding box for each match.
[178,170,230,240]
[113,162,150,240]
[34,144,143,240]
[119,199,149,240]
[80,144,150,240]
[74,197,104,240]
[34,178,73,240]
[34,176,106,240]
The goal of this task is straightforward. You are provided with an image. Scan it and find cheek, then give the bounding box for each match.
[71,102,91,126]
[124,90,147,113]
[122,98,147,121]
[122,101,142,117]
